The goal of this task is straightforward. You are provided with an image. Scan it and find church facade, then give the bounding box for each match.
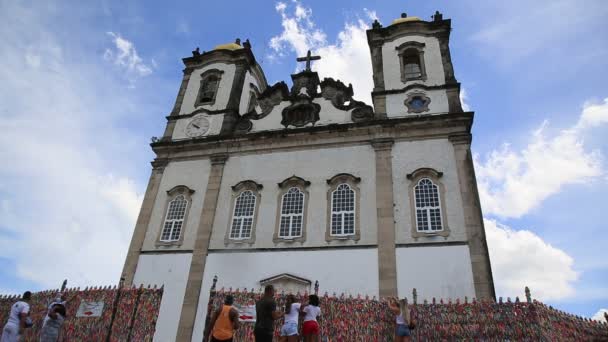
[121,12,495,341]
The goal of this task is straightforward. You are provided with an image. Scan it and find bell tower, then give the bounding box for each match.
[367,11,463,117]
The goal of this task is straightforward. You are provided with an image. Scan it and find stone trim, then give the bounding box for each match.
[195,69,224,107]
[155,185,196,247]
[437,31,457,84]
[220,61,248,135]
[404,92,431,114]
[176,155,228,341]
[121,166,165,286]
[260,273,311,286]
[371,138,398,297]
[406,168,450,239]
[224,180,263,245]
[372,82,460,97]
[208,244,377,253]
[140,249,194,255]
[325,173,361,242]
[273,176,310,244]
[449,134,496,300]
[396,240,467,248]
[366,18,452,45]
[396,41,427,83]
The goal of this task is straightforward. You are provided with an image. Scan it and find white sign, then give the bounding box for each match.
[76,301,105,317]
[234,304,256,322]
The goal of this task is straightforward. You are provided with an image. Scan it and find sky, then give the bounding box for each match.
[0,0,607,321]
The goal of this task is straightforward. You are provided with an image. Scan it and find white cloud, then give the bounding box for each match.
[0,2,145,289]
[592,308,608,322]
[475,99,607,218]
[269,1,375,104]
[470,0,608,64]
[460,87,471,111]
[104,32,153,82]
[485,218,578,301]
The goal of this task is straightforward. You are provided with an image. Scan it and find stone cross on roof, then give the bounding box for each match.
[296,50,321,72]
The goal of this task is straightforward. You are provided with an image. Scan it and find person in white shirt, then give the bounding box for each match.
[300,294,321,342]
[40,293,67,342]
[279,294,301,342]
[1,291,32,342]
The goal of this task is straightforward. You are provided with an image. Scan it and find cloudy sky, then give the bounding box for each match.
[1,0,607,321]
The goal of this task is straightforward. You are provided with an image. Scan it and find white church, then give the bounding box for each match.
[121,11,495,341]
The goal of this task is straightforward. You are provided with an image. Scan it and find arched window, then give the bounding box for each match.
[160,195,188,242]
[326,173,361,241]
[414,178,442,231]
[196,69,223,106]
[331,184,355,236]
[279,187,305,238]
[157,185,194,245]
[229,190,256,239]
[396,42,426,82]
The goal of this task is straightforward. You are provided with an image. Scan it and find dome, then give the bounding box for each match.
[391,16,421,25]
[213,42,243,51]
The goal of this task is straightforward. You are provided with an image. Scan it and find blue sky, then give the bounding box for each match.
[0,0,607,321]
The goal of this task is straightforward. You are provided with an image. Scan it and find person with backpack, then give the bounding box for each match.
[1,291,32,342]
[206,295,240,342]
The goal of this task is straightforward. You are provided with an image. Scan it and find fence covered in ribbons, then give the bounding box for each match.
[204,286,608,341]
[0,285,163,342]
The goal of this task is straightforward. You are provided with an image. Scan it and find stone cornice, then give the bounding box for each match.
[366,19,452,44]
[372,82,460,96]
[150,112,474,161]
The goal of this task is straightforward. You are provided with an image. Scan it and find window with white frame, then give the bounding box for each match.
[414,178,443,231]
[160,195,188,241]
[279,187,304,238]
[230,190,256,239]
[330,183,355,236]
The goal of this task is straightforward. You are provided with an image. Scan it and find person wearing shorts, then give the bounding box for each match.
[388,297,412,341]
[300,294,321,342]
[279,294,300,342]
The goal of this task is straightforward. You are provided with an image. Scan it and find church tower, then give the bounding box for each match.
[367,12,463,117]
[122,11,494,342]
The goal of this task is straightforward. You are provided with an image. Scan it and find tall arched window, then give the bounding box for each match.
[160,195,188,242]
[403,49,422,79]
[331,184,355,236]
[230,190,256,239]
[326,173,361,241]
[157,185,194,245]
[279,187,305,238]
[396,42,426,82]
[274,176,310,242]
[414,178,442,231]
[196,69,223,106]
[226,180,262,244]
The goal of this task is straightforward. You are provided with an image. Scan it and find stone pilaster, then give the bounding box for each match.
[449,134,496,300]
[176,153,228,342]
[163,68,194,140]
[372,139,398,298]
[121,158,168,285]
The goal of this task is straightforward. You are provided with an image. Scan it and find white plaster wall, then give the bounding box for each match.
[133,253,192,342]
[142,159,211,251]
[250,98,354,132]
[239,71,260,114]
[180,63,236,114]
[396,245,475,300]
[386,89,449,118]
[391,139,467,244]
[191,248,379,341]
[171,113,224,140]
[209,145,377,249]
[382,35,446,89]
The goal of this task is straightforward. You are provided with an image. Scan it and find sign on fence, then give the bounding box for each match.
[76,301,105,317]
[234,304,256,322]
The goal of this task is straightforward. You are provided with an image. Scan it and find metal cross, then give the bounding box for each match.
[296,50,321,71]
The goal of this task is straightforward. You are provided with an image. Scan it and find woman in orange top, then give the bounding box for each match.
[207,295,240,342]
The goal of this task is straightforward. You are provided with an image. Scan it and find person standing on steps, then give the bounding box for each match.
[1,291,32,342]
[254,285,284,342]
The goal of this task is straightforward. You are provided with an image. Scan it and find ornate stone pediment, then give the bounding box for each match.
[320,77,374,122]
[281,95,321,128]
